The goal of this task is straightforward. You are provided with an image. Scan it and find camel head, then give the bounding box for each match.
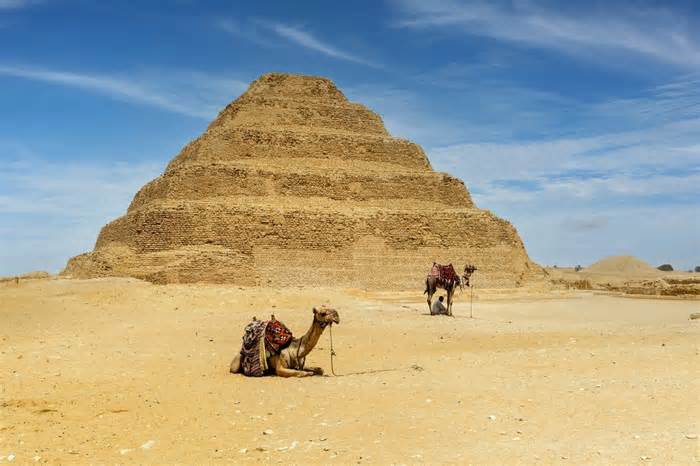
[462,264,477,286]
[313,305,340,328]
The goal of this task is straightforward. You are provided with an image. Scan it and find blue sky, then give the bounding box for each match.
[1,0,699,275]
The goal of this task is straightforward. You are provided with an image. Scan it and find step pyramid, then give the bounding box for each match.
[63,73,543,288]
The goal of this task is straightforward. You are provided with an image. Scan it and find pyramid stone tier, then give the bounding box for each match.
[127,160,473,212]
[64,73,544,288]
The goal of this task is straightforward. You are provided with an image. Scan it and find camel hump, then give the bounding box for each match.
[429,263,457,282]
[265,319,293,353]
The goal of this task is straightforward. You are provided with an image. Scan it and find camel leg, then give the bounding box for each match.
[304,366,324,375]
[447,287,454,316]
[229,353,241,373]
[275,366,314,377]
[274,358,314,377]
[425,279,434,313]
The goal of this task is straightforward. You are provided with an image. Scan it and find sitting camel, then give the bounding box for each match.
[230,306,340,378]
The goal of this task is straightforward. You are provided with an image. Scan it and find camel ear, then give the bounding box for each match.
[312,307,318,314]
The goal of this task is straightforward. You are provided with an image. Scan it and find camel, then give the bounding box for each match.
[425,263,477,316]
[229,306,340,378]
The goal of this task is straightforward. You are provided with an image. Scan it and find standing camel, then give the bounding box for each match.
[425,263,477,316]
[230,306,340,378]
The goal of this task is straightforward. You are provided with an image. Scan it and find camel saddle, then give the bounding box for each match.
[239,317,293,377]
[430,262,458,283]
[265,318,293,353]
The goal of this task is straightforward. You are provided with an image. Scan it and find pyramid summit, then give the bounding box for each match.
[63,72,543,288]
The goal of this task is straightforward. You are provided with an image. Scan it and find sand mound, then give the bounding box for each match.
[587,256,659,275]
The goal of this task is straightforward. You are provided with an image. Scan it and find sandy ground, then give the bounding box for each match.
[1,278,698,464]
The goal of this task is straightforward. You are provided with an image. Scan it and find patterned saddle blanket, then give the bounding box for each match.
[430,263,458,283]
[265,319,293,353]
[239,318,293,377]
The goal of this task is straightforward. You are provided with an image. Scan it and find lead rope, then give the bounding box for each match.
[470,272,476,319]
[329,323,337,376]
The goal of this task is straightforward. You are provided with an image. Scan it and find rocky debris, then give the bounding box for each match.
[606,279,700,297]
[0,271,50,283]
[657,264,674,271]
[550,266,700,297]
[140,440,156,450]
[551,278,593,290]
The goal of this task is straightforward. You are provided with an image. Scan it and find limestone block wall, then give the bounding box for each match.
[127,164,472,212]
[63,72,544,289]
[166,130,431,170]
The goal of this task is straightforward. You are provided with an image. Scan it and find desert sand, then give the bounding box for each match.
[1,277,698,464]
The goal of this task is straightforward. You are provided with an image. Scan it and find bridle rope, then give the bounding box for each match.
[328,323,337,376]
[296,317,337,375]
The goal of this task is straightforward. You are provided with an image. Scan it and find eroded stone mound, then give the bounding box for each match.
[587,256,659,275]
[63,73,543,288]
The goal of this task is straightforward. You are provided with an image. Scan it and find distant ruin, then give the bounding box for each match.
[63,73,543,288]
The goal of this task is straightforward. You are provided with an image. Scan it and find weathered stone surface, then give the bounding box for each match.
[63,72,544,288]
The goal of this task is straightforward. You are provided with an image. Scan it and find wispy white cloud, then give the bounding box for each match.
[431,118,700,268]
[511,204,699,269]
[345,71,584,147]
[0,0,40,9]
[417,72,700,186]
[391,0,700,69]
[0,146,164,275]
[352,71,700,268]
[433,122,700,184]
[0,65,248,118]
[215,18,277,48]
[216,18,379,67]
[592,74,700,127]
[264,22,378,67]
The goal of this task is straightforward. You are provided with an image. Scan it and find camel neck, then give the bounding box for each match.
[298,318,325,358]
